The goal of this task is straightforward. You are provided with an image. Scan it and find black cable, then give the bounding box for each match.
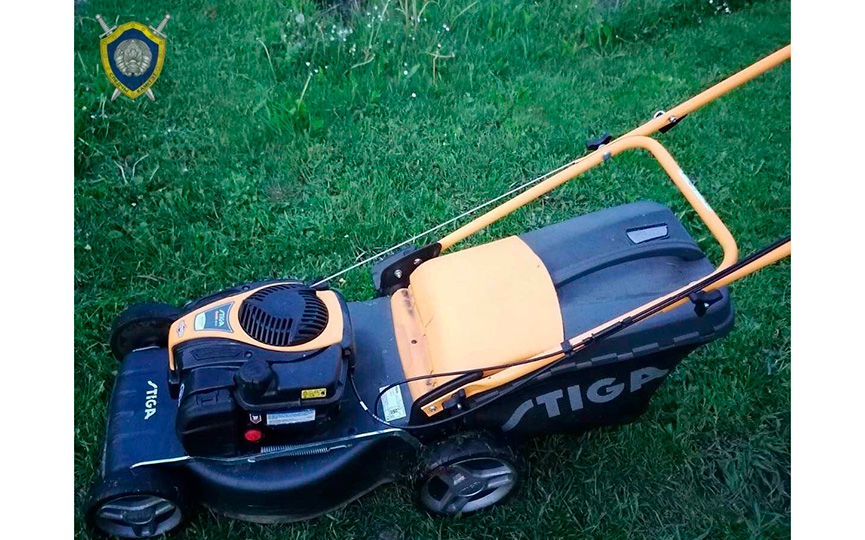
[351,235,791,431]
[350,347,566,431]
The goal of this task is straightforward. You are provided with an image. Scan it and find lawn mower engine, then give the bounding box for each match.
[169,281,354,457]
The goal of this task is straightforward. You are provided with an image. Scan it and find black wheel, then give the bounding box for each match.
[415,432,521,516]
[86,468,187,538]
[110,303,181,361]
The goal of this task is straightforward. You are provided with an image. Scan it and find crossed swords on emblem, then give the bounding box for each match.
[95,13,171,101]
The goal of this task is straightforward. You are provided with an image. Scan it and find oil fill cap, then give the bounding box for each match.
[236,358,274,396]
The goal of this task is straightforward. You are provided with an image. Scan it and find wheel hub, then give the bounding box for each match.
[420,457,517,515]
[94,494,181,538]
[123,507,156,525]
[455,477,487,497]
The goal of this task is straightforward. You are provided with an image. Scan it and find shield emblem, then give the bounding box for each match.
[100,21,166,100]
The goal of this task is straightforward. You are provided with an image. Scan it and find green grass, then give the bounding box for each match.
[74,0,791,538]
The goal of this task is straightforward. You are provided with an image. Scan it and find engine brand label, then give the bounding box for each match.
[193,302,233,332]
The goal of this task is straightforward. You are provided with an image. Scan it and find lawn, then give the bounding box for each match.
[74,0,791,538]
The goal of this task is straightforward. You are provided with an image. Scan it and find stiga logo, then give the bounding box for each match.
[501,367,669,432]
[144,380,158,420]
[194,302,234,333]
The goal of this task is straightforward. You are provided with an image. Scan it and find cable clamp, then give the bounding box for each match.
[688,289,724,317]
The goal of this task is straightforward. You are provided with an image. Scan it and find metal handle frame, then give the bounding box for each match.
[438,45,791,252]
[420,46,792,415]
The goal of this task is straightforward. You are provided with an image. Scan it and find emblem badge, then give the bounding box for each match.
[95,14,170,101]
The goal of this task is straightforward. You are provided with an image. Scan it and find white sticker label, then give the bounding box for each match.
[379,385,407,422]
[267,409,316,426]
[679,170,713,212]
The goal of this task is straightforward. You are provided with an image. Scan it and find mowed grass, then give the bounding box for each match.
[74,0,791,538]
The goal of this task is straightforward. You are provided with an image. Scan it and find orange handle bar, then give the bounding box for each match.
[423,135,753,413]
[441,135,739,270]
[438,45,791,252]
[421,45,792,415]
[420,39,792,413]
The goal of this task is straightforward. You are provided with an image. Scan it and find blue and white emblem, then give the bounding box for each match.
[95,14,170,101]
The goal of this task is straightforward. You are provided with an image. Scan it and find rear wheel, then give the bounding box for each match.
[86,468,187,538]
[416,432,521,516]
[110,303,181,361]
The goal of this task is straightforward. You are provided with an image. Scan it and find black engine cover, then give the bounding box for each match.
[172,283,353,457]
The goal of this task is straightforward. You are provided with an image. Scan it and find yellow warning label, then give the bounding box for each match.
[301,388,327,399]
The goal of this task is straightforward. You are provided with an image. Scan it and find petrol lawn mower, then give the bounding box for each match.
[85,45,792,538]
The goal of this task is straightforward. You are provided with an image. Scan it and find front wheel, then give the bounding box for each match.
[109,303,181,361]
[415,432,521,516]
[86,468,187,538]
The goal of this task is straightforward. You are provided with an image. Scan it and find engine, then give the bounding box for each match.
[167,281,353,457]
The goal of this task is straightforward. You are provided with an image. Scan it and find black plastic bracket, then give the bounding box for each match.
[309,280,331,291]
[443,389,468,412]
[371,242,442,296]
[409,371,483,422]
[688,289,723,317]
[586,132,613,151]
[659,113,688,134]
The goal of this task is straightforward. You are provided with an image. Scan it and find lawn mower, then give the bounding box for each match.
[85,45,792,538]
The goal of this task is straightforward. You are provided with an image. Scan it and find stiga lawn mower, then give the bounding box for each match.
[85,45,792,538]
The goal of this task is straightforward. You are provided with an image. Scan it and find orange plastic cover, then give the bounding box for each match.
[168,287,344,371]
[394,236,564,400]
